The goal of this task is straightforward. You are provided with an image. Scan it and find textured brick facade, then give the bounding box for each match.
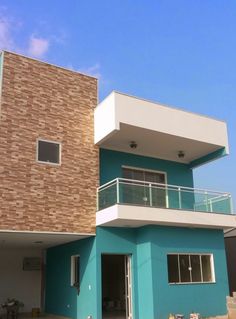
[0,51,98,234]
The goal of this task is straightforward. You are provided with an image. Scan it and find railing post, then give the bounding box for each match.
[209,198,213,212]
[204,191,208,212]
[178,187,182,209]
[96,188,99,211]
[149,183,152,207]
[116,178,120,204]
[229,194,234,214]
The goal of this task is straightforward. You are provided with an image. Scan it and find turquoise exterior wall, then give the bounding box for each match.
[100,149,195,210]
[140,226,229,319]
[95,227,138,319]
[136,228,155,318]
[45,237,98,319]
[45,229,138,319]
[45,226,229,319]
[45,149,229,319]
[100,149,194,187]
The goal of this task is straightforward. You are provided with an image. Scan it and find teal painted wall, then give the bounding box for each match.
[100,149,194,187]
[95,227,138,319]
[45,229,138,319]
[45,237,98,319]
[140,226,229,319]
[136,228,155,318]
[45,226,229,319]
[100,149,195,210]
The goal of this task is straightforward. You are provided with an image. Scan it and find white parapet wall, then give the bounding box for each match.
[94,91,229,165]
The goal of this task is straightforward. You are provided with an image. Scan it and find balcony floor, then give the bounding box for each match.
[96,204,236,230]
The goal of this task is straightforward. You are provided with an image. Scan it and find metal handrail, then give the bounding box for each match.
[97,177,233,214]
[98,177,231,197]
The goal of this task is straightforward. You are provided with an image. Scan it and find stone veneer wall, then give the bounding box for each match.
[0,51,98,234]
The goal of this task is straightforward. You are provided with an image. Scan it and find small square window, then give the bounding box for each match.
[37,139,61,165]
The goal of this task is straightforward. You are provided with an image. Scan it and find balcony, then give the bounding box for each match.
[96,178,236,229]
[94,92,229,168]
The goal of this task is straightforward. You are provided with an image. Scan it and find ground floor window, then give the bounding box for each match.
[167,253,215,284]
[71,255,80,288]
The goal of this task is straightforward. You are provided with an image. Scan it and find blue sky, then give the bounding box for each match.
[0,1,235,207]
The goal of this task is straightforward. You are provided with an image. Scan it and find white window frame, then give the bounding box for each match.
[122,165,169,208]
[36,138,61,166]
[71,255,80,287]
[167,253,215,285]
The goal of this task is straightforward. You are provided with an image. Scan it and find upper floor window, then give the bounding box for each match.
[122,167,166,184]
[122,167,167,208]
[167,253,215,284]
[37,139,61,165]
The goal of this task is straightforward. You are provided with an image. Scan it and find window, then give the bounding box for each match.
[37,139,61,164]
[71,255,80,288]
[167,254,215,284]
[122,167,166,184]
[122,167,167,208]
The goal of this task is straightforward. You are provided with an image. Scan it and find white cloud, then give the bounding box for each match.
[0,8,59,59]
[0,7,106,87]
[0,10,14,50]
[27,35,49,58]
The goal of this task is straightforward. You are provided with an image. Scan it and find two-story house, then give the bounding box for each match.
[0,51,235,319]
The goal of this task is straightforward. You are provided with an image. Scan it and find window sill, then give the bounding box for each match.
[169,281,216,285]
[36,160,61,166]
